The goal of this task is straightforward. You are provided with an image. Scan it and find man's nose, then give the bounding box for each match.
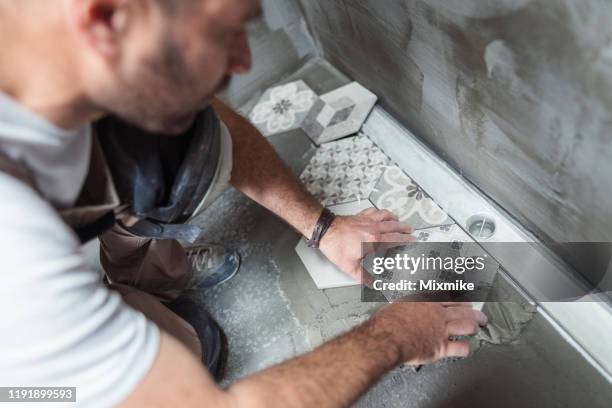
[228,30,252,75]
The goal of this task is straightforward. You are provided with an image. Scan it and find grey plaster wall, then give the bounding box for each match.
[297,0,612,248]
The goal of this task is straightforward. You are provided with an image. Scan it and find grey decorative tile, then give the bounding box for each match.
[362,224,476,281]
[248,80,317,136]
[300,134,391,206]
[374,224,498,306]
[370,165,453,230]
[301,82,377,145]
[413,223,473,244]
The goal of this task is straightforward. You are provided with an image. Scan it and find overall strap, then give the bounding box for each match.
[60,136,120,242]
[0,140,119,244]
[0,152,37,190]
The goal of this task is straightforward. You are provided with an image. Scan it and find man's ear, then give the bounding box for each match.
[69,0,129,60]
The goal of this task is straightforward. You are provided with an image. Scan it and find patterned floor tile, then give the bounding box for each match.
[375,224,498,304]
[413,223,473,243]
[248,80,317,136]
[370,165,453,230]
[300,134,391,206]
[301,82,377,145]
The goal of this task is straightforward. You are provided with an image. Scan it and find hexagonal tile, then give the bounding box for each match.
[301,82,377,145]
[248,80,317,136]
[299,134,391,206]
[369,165,454,230]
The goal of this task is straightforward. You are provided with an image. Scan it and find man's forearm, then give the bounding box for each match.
[227,319,400,408]
[226,301,485,408]
[123,302,481,408]
[212,98,322,238]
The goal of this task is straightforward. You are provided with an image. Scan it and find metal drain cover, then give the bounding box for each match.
[467,215,496,239]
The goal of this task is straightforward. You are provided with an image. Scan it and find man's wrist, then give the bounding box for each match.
[358,317,403,369]
[300,202,324,237]
[307,208,336,248]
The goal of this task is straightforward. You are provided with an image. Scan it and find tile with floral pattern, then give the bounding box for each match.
[370,165,453,230]
[375,224,497,305]
[413,223,473,244]
[248,80,317,136]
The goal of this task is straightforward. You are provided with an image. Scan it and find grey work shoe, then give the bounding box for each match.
[186,244,241,289]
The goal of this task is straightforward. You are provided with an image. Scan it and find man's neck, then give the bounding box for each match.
[0,5,103,129]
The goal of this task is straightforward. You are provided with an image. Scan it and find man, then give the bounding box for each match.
[0,0,487,407]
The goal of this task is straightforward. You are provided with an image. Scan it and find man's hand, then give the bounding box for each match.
[319,207,414,283]
[367,301,488,365]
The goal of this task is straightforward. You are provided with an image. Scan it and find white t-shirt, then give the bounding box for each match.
[0,93,159,407]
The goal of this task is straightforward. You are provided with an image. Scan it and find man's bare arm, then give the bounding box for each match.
[212,98,323,238]
[212,98,414,281]
[121,302,486,408]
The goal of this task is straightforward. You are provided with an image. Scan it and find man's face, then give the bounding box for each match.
[89,0,261,134]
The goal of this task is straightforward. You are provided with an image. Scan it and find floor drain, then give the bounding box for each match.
[467,215,496,239]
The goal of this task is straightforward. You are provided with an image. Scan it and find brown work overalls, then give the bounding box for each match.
[0,136,202,359]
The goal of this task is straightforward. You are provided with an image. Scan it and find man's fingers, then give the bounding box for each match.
[472,310,488,326]
[364,209,399,222]
[443,303,488,326]
[353,266,375,287]
[441,302,472,308]
[446,319,480,337]
[375,221,413,234]
[360,242,378,260]
[375,233,416,243]
[445,307,488,327]
[444,340,472,358]
[361,272,375,288]
[373,241,410,254]
[358,208,379,216]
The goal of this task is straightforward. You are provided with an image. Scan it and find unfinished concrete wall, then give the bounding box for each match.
[222,0,317,108]
[298,0,612,247]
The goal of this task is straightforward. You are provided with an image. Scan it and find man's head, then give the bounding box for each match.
[1,0,260,133]
[79,0,261,133]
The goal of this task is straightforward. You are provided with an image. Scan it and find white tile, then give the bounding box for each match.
[316,104,336,127]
